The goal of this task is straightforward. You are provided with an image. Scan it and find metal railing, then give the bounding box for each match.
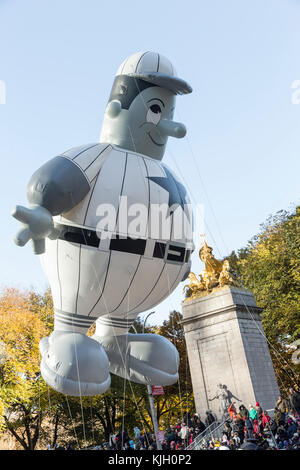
[185,420,225,450]
[186,410,279,450]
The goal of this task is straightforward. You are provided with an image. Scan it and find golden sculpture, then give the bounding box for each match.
[183,236,236,301]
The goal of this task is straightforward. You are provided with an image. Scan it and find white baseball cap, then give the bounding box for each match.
[116,51,192,95]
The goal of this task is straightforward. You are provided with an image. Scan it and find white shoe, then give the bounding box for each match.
[39,331,111,396]
[92,333,179,386]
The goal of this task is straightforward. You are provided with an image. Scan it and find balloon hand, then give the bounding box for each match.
[11,204,59,255]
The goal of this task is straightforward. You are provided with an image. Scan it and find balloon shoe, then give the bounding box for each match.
[92,333,179,386]
[39,331,111,396]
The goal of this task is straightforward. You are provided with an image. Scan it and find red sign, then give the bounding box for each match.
[152,385,164,396]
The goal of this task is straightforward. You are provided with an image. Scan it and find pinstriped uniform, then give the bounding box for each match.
[40,143,193,334]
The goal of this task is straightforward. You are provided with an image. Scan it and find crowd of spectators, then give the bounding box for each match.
[201,397,300,450]
[49,387,300,451]
[107,411,215,450]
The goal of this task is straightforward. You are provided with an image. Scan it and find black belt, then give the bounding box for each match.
[56,223,191,264]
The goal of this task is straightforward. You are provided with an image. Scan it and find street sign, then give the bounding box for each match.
[152,385,164,396]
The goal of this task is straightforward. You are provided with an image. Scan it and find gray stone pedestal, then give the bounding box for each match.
[182,286,279,420]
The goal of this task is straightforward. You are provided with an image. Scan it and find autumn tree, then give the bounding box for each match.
[0,287,55,449]
[226,206,300,393]
[0,288,195,449]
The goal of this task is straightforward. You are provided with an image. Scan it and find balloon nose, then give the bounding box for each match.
[157,120,186,139]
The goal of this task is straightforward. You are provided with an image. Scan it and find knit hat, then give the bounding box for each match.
[256,402,259,406]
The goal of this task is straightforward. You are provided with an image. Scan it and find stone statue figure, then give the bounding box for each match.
[209,384,241,418]
[209,384,231,416]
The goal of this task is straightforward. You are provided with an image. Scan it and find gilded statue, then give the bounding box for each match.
[183,236,237,300]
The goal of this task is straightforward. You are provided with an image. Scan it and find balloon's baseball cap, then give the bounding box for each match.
[116,51,192,95]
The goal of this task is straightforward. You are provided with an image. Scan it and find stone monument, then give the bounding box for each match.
[182,237,280,420]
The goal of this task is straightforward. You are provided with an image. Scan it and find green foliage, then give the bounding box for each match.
[226,206,300,391]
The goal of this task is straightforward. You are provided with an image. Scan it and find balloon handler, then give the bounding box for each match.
[12,52,194,396]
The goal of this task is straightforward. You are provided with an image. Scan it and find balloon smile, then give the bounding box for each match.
[147,132,165,147]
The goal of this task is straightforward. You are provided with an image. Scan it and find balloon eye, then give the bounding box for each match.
[150,104,161,114]
[146,104,162,125]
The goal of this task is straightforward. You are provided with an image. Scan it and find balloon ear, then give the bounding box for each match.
[106,100,122,118]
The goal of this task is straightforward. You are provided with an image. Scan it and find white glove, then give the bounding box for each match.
[11,204,60,254]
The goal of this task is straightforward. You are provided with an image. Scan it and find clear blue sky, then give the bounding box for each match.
[1,0,299,325]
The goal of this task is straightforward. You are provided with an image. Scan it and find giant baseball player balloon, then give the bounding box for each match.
[12,51,194,396]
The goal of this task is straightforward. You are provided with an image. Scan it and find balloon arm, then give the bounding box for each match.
[27,156,91,216]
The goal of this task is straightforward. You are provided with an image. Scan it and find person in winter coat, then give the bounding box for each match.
[170,441,176,450]
[255,402,263,421]
[205,410,216,427]
[224,421,232,439]
[178,422,188,443]
[122,428,130,447]
[270,418,277,435]
[276,395,289,415]
[235,414,245,444]
[232,417,239,434]
[274,406,285,426]
[197,418,206,434]
[253,419,261,435]
[276,424,288,442]
[287,419,297,439]
[228,403,237,420]
[129,440,135,449]
[289,388,300,416]
[239,405,249,420]
[114,431,122,450]
[262,410,271,429]
[165,427,176,448]
[245,417,254,438]
[249,405,257,422]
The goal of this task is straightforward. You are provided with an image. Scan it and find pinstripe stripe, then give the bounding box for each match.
[98,316,135,326]
[82,144,110,172]
[126,219,174,314]
[61,143,99,160]
[56,315,94,326]
[135,51,148,73]
[59,155,91,186]
[97,320,132,329]
[75,244,81,315]
[114,153,128,231]
[55,308,98,322]
[109,256,142,313]
[57,240,62,310]
[120,56,130,74]
[153,263,186,308]
[55,317,94,328]
[82,152,107,226]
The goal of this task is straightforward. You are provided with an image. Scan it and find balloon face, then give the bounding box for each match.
[100,51,192,161]
[100,84,176,161]
[40,144,193,331]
